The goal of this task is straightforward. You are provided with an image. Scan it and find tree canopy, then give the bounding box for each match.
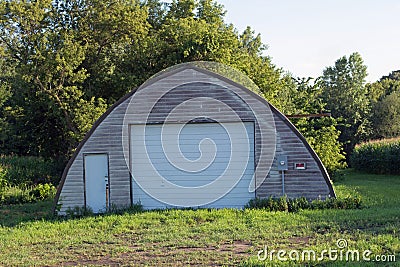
[2,0,397,174]
[320,52,370,156]
[0,0,291,158]
[367,70,400,138]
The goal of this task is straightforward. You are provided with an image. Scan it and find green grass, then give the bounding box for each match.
[0,170,399,266]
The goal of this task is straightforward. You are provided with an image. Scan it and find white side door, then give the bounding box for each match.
[84,154,109,213]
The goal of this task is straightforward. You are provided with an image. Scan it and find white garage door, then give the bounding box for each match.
[130,122,255,209]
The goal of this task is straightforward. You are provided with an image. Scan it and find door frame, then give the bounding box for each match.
[83,153,110,212]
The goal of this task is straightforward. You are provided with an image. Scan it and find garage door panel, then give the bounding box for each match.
[132,156,253,165]
[131,122,255,209]
[131,169,255,177]
[132,160,253,188]
[130,144,244,153]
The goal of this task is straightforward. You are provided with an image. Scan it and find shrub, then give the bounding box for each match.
[31,183,57,200]
[0,185,35,205]
[287,197,310,212]
[0,166,7,189]
[310,195,362,210]
[350,138,400,174]
[0,183,57,205]
[245,196,288,212]
[0,155,64,186]
[246,195,362,212]
[246,196,296,212]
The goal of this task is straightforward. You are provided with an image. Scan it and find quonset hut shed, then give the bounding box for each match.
[54,62,335,214]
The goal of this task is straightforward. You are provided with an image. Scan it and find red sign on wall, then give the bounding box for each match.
[294,163,306,170]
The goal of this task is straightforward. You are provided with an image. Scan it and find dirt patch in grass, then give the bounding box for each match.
[287,236,311,246]
[58,240,253,266]
[60,257,121,267]
[218,240,253,254]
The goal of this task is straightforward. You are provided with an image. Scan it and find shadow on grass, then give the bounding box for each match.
[0,199,212,228]
[0,200,56,227]
[0,200,147,227]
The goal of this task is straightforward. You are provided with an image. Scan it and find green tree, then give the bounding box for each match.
[0,0,90,156]
[366,70,400,139]
[197,0,226,24]
[0,0,303,159]
[124,0,291,104]
[0,0,148,157]
[321,52,370,157]
[75,0,149,102]
[367,70,400,103]
[290,77,346,173]
[0,59,12,150]
[142,0,169,29]
[372,91,400,138]
[166,0,196,19]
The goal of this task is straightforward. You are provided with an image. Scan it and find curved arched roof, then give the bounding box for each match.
[53,63,335,213]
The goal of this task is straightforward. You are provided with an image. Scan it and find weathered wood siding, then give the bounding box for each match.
[57,66,332,214]
[255,114,331,199]
[58,98,132,213]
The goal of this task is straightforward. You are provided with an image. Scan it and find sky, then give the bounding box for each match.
[215,0,400,82]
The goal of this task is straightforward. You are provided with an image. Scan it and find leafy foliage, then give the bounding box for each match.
[289,78,346,173]
[0,0,146,157]
[1,0,394,174]
[350,138,400,174]
[0,183,55,205]
[0,185,36,205]
[0,0,293,159]
[107,202,144,215]
[0,155,63,186]
[320,52,370,157]
[31,183,56,200]
[367,70,400,102]
[300,118,346,173]
[371,91,400,138]
[0,45,13,150]
[0,155,60,205]
[367,70,400,139]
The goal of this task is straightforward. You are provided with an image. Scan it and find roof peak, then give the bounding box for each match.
[141,61,262,96]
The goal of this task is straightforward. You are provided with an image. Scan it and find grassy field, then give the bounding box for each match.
[0,170,399,266]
